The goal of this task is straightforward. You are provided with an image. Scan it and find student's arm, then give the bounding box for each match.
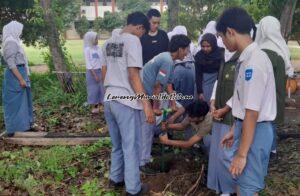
[3,42,26,88]
[166,83,177,111]
[101,65,107,83]
[230,109,258,177]
[152,82,163,115]
[194,56,204,100]
[128,67,155,124]
[162,116,190,131]
[167,106,185,124]
[11,68,26,88]
[101,45,107,83]
[160,134,203,148]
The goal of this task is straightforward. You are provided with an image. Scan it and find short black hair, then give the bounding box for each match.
[169,34,191,53]
[185,100,209,118]
[147,9,161,19]
[216,7,256,35]
[127,12,150,33]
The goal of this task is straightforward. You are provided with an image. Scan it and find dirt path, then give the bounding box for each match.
[29,64,49,74]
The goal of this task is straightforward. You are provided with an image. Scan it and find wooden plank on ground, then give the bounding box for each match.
[13,132,48,138]
[3,137,101,146]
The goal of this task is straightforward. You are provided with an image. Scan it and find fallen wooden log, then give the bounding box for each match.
[12,131,109,138]
[2,137,103,146]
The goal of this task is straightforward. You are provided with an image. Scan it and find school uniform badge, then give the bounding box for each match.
[245,69,253,81]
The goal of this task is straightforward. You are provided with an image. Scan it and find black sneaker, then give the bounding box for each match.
[140,164,159,176]
[269,152,278,164]
[126,184,149,196]
[108,179,125,189]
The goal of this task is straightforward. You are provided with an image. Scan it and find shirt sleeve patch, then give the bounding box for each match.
[245,69,253,81]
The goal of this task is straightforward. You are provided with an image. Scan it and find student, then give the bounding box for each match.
[195,33,224,102]
[218,8,276,196]
[140,34,191,174]
[255,16,293,159]
[2,21,34,137]
[101,12,154,196]
[140,9,169,65]
[159,100,212,148]
[197,21,234,62]
[207,53,240,195]
[168,25,196,107]
[83,31,104,114]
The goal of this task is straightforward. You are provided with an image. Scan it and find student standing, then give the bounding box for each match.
[207,53,240,195]
[255,16,293,159]
[140,34,191,174]
[2,21,34,137]
[140,9,169,65]
[83,31,104,114]
[218,8,276,196]
[101,12,154,196]
[195,33,224,103]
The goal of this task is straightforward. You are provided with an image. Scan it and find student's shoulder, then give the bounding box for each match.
[250,48,272,69]
[158,29,167,35]
[123,33,140,43]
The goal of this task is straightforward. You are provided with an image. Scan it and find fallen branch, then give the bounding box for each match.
[184,164,205,196]
[162,176,177,195]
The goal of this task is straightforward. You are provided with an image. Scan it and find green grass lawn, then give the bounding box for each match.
[24,40,105,66]
[24,40,300,66]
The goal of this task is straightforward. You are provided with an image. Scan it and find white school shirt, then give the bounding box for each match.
[226,42,276,122]
[84,46,103,70]
[102,30,143,110]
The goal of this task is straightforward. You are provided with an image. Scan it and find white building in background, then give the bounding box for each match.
[65,0,168,39]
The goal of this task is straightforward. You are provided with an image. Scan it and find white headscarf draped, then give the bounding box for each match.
[167,25,188,40]
[2,21,30,74]
[112,28,122,38]
[255,16,294,77]
[83,31,98,48]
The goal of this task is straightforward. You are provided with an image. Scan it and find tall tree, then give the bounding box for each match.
[40,0,74,92]
[168,0,179,31]
[280,0,298,41]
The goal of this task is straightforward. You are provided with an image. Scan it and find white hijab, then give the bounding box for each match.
[255,16,294,77]
[2,21,29,74]
[167,25,188,40]
[83,31,98,48]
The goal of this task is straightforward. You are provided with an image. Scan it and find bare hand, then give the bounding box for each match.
[171,105,178,112]
[198,93,205,101]
[19,79,27,88]
[94,76,100,83]
[153,108,162,116]
[144,104,155,124]
[230,154,247,178]
[213,108,226,120]
[159,133,169,144]
[161,122,168,131]
[221,130,234,148]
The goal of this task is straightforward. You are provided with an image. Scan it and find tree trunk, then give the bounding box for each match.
[280,0,298,41]
[168,0,179,31]
[40,0,74,93]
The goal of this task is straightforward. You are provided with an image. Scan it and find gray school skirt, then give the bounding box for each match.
[86,69,104,105]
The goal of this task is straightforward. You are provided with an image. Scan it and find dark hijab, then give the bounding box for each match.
[195,33,224,73]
